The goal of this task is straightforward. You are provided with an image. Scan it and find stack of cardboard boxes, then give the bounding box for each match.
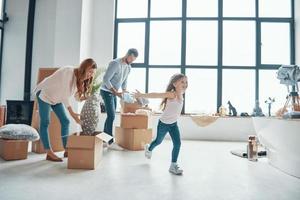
[0,105,29,161]
[115,102,153,151]
[31,68,64,153]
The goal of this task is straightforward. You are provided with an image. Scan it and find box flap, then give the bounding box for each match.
[96,132,113,143]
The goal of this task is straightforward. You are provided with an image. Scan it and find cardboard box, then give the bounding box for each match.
[121,101,151,113]
[0,139,29,161]
[31,138,64,153]
[0,105,6,127]
[121,102,142,113]
[31,111,64,153]
[67,132,112,170]
[115,127,152,151]
[120,114,151,129]
[31,68,64,153]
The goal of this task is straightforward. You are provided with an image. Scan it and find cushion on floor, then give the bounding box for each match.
[0,124,40,141]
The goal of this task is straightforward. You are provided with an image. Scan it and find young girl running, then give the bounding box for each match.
[134,73,188,175]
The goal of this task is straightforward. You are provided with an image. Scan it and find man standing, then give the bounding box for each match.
[100,48,138,150]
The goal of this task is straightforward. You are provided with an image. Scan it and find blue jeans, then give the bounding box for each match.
[36,91,70,150]
[149,120,181,163]
[100,89,116,144]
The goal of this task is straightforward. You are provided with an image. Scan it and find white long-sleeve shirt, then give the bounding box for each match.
[33,66,77,107]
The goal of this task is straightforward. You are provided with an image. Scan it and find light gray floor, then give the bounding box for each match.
[1,140,300,200]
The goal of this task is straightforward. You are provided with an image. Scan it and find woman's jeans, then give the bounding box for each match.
[100,90,117,144]
[149,120,181,163]
[36,91,70,150]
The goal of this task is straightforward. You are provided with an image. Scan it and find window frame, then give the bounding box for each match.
[114,0,295,114]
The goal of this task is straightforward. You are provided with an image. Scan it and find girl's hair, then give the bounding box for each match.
[160,73,187,110]
[74,58,97,100]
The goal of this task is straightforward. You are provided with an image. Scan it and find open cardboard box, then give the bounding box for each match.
[0,139,29,161]
[67,132,112,170]
[120,101,151,113]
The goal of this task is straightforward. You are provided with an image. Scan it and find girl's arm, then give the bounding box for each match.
[134,91,176,99]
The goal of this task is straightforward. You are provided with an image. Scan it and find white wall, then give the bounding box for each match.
[296,0,300,64]
[0,0,115,132]
[80,0,94,60]
[52,0,82,66]
[0,0,28,104]
[79,0,115,67]
[30,0,57,89]
[0,0,115,103]
[31,0,82,92]
[90,0,115,67]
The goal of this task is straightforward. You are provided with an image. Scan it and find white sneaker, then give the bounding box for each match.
[108,143,124,151]
[144,144,152,159]
[169,163,183,175]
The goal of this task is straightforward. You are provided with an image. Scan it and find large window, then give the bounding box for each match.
[223,21,256,66]
[222,69,255,113]
[185,69,217,114]
[148,68,181,110]
[117,23,145,63]
[186,21,218,66]
[114,0,294,114]
[149,21,181,65]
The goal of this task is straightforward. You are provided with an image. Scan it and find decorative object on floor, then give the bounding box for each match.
[190,115,219,127]
[247,135,258,162]
[80,68,105,136]
[227,101,237,116]
[0,124,39,141]
[252,100,265,117]
[230,149,247,158]
[230,149,267,158]
[6,101,34,125]
[264,97,275,117]
[277,64,300,118]
[218,105,227,117]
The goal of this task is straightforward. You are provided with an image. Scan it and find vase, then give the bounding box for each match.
[80,94,101,135]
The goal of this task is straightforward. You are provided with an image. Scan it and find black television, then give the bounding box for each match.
[6,100,34,125]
